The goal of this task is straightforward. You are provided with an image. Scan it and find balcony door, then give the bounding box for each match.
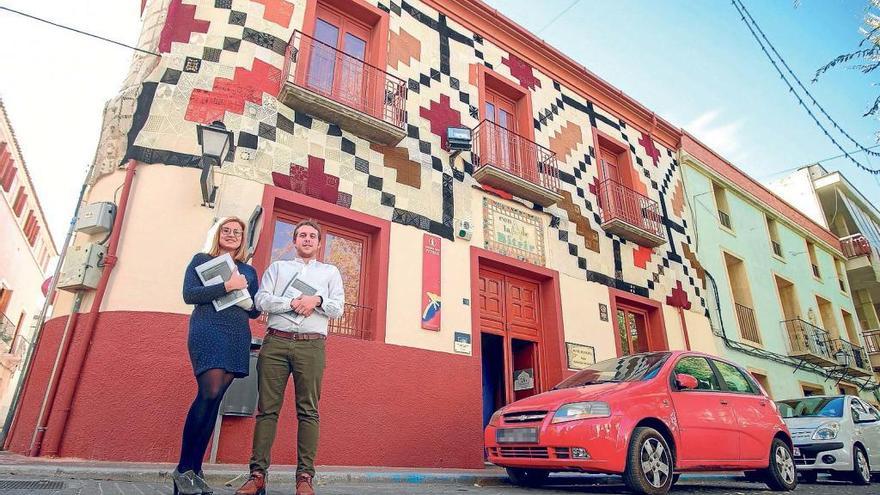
[484,89,520,177]
[307,6,370,111]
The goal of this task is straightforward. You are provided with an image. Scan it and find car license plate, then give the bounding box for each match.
[793,447,801,457]
[496,428,538,443]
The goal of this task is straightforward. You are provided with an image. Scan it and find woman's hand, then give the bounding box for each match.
[224,269,248,292]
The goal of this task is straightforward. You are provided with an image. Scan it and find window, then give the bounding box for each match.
[0,142,16,193]
[801,383,825,397]
[306,4,371,108]
[841,310,859,344]
[724,252,761,344]
[835,258,847,292]
[750,371,772,398]
[12,186,26,217]
[806,240,820,279]
[673,356,721,391]
[816,295,840,339]
[713,360,756,394]
[766,216,782,257]
[713,182,732,230]
[0,287,11,317]
[594,130,636,191]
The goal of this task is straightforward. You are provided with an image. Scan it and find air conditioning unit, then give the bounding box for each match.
[456,219,473,241]
[56,243,106,291]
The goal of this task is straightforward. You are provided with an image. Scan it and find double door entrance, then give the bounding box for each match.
[479,268,543,427]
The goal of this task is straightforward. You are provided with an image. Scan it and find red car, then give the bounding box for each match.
[484,351,798,495]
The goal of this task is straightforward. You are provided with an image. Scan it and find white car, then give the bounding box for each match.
[776,395,880,484]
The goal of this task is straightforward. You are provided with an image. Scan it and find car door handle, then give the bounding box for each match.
[720,400,729,405]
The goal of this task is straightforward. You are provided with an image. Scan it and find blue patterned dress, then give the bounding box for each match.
[182,253,260,377]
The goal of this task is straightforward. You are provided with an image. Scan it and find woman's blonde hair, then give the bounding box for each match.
[206,216,248,262]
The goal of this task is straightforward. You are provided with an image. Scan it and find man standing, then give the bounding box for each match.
[236,220,344,495]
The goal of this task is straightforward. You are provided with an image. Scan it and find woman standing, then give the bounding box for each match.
[173,217,260,495]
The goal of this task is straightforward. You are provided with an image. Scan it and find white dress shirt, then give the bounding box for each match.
[255,258,345,335]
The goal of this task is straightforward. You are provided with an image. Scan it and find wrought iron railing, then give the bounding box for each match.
[782,318,833,361]
[840,233,871,259]
[283,30,408,129]
[863,329,880,355]
[472,119,560,193]
[328,303,373,340]
[829,338,871,371]
[735,303,761,344]
[257,303,372,340]
[718,210,732,229]
[597,179,663,239]
[0,313,16,354]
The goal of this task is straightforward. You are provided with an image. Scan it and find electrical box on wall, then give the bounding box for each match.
[456,219,473,241]
[56,243,107,291]
[75,202,116,234]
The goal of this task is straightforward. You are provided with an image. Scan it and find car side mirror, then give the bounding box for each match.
[675,373,698,390]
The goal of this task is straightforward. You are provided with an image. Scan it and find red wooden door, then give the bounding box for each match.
[615,305,650,356]
[479,268,542,405]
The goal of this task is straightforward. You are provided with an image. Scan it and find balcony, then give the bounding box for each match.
[472,119,562,207]
[864,329,880,372]
[597,179,665,247]
[828,338,873,377]
[782,318,836,367]
[279,30,407,145]
[841,233,871,259]
[734,303,761,344]
[0,313,15,354]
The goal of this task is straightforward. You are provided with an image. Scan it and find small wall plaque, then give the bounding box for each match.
[599,303,609,322]
[566,343,596,370]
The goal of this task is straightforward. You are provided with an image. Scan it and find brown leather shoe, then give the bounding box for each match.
[234,471,266,495]
[296,473,315,495]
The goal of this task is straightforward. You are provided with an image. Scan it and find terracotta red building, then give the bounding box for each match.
[5,0,713,468]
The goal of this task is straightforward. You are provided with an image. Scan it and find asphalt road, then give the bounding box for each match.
[0,474,878,495]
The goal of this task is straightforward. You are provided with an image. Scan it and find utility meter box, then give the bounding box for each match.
[75,202,116,235]
[56,243,107,291]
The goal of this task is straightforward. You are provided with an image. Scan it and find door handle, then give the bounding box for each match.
[720,400,729,405]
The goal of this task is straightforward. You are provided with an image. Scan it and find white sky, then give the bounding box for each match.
[0,1,141,245]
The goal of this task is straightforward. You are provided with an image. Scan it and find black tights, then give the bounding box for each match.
[177,369,235,473]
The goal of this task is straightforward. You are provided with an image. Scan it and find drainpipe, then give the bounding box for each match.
[1,179,89,449]
[678,307,692,351]
[30,160,138,457]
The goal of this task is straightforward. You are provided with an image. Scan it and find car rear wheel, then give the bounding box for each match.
[623,426,674,495]
[505,468,550,487]
[851,446,871,485]
[761,438,798,491]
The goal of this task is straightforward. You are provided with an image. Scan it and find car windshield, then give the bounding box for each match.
[776,397,844,419]
[554,352,670,389]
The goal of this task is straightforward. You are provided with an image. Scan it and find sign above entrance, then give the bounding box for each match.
[483,197,546,266]
[566,343,596,370]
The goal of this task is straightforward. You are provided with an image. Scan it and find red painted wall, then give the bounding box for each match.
[8,311,485,468]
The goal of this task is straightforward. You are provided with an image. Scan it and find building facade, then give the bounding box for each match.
[0,98,57,423]
[4,0,715,467]
[681,136,879,405]
[769,164,880,382]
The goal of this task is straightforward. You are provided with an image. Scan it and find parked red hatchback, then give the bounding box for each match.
[485,351,798,495]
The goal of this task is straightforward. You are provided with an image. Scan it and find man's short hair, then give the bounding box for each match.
[293,219,322,241]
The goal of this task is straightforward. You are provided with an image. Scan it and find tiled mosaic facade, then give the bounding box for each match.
[96,0,705,313]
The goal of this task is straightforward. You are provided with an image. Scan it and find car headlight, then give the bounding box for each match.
[812,421,840,440]
[552,402,611,424]
[488,409,504,426]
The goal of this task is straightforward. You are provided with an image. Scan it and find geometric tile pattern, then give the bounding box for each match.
[99,0,707,311]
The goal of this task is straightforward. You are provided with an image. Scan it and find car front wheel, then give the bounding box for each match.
[762,438,798,491]
[505,467,550,487]
[623,426,674,495]
[851,446,871,485]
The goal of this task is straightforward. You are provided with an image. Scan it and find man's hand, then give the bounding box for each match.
[290,295,320,316]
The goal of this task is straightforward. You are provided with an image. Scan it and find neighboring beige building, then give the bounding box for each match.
[769,164,880,382]
[0,98,57,421]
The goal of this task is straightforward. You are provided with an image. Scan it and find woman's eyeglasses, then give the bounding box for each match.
[221,228,243,238]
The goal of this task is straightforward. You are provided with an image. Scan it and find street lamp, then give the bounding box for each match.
[196,121,233,207]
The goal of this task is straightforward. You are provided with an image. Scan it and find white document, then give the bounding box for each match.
[194,252,251,311]
[278,274,318,325]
